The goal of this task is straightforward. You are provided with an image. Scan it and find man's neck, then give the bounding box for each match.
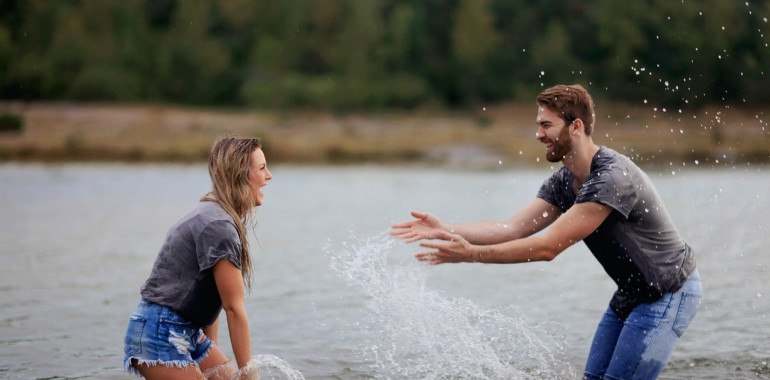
[562,141,600,183]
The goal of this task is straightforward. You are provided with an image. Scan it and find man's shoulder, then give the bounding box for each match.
[593,146,630,165]
[591,146,640,177]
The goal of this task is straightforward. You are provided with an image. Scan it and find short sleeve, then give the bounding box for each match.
[536,168,575,213]
[196,220,242,271]
[575,166,637,218]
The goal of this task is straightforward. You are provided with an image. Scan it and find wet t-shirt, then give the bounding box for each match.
[537,146,696,320]
[141,201,242,327]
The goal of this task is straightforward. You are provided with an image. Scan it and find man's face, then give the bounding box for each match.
[535,106,573,163]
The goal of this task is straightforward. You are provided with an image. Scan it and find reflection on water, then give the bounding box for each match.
[0,163,768,379]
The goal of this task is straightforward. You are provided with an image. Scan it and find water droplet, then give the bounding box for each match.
[542,211,549,218]
[758,292,764,298]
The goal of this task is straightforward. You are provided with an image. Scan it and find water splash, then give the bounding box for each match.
[209,354,305,380]
[328,232,576,379]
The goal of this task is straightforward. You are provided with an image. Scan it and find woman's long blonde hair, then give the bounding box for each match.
[201,136,262,289]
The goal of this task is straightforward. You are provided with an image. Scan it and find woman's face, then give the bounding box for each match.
[248,148,272,206]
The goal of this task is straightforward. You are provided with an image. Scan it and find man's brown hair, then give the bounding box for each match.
[536,84,595,136]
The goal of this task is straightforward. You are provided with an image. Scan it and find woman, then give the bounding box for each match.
[123,136,272,379]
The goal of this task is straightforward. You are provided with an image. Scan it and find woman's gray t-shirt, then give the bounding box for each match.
[141,201,242,327]
[537,146,696,320]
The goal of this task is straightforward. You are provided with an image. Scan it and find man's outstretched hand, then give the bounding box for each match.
[390,211,444,243]
[415,230,478,265]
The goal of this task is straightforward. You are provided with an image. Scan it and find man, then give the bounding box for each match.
[390,84,701,380]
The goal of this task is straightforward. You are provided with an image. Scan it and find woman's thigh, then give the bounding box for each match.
[199,344,236,380]
[134,359,205,380]
[134,342,233,380]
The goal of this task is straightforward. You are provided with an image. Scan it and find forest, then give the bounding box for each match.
[1,0,769,110]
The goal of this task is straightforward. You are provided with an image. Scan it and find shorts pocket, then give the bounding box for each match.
[124,315,147,355]
[673,291,701,337]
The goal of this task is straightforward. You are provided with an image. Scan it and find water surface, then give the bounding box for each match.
[0,163,768,379]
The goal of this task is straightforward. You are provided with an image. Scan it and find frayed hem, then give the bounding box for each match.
[194,343,213,365]
[123,356,200,377]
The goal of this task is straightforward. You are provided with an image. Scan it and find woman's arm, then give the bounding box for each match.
[213,259,252,369]
[202,316,219,345]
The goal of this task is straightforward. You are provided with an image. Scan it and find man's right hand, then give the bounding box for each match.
[390,211,444,243]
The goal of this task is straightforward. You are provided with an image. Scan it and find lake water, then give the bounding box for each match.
[0,163,768,379]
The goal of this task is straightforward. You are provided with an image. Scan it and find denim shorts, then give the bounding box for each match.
[123,299,213,376]
[584,269,702,380]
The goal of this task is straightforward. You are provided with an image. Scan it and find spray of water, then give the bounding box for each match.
[206,354,305,380]
[328,232,577,380]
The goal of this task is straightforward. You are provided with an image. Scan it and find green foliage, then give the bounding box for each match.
[242,73,431,110]
[1,0,768,109]
[70,65,142,101]
[0,113,23,133]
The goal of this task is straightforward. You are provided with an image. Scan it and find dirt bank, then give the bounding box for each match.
[0,102,767,167]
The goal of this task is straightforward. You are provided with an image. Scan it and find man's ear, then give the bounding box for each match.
[572,118,584,135]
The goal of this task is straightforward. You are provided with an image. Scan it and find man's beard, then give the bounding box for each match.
[546,128,573,162]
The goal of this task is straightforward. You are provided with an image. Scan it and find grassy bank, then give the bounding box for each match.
[0,101,767,168]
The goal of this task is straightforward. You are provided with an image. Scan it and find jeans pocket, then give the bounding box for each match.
[673,292,702,337]
[125,315,146,355]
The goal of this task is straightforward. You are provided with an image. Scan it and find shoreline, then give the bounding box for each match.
[1,101,768,168]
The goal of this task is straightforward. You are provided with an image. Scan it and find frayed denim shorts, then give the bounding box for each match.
[123,299,213,376]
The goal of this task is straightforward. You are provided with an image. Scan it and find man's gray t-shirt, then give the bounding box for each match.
[141,201,242,327]
[537,146,696,320]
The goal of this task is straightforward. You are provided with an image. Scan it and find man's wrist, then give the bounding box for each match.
[472,246,484,263]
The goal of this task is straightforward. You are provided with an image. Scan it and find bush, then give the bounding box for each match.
[241,73,434,110]
[69,66,142,101]
[0,113,24,133]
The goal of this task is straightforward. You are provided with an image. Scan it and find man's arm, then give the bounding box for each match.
[391,198,560,245]
[417,201,612,264]
[450,198,561,245]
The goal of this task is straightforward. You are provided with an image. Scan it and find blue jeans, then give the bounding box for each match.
[584,270,702,380]
[123,299,213,376]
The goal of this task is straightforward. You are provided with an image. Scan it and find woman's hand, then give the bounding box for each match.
[390,211,445,243]
[415,230,481,265]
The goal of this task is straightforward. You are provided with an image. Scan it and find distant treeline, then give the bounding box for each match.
[1,0,768,109]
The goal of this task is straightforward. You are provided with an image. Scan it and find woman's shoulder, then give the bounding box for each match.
[192,201,232,221]
[177,201,237,235]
